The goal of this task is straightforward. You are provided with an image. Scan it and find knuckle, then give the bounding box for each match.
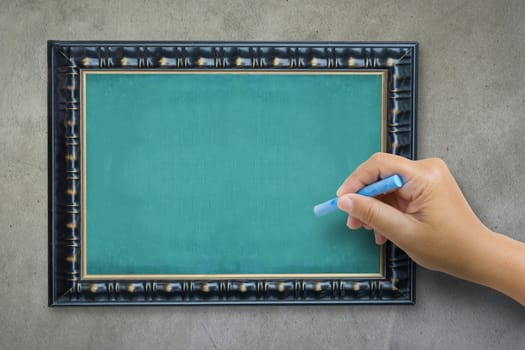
[428,157,447,169]
[370,152,384,162]
[421,158,449,183]
[364,201,380,226]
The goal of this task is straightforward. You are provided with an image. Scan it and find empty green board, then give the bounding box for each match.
[81,71,385,279]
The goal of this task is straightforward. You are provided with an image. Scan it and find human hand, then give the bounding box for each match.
[336,152,492,279]
[336,152,525,305]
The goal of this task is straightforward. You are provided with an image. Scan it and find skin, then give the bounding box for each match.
[336,152,525,306]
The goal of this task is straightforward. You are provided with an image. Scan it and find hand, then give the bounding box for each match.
[336,153,525,305]
[336,152,489,275]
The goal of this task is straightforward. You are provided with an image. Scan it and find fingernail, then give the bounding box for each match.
[346,215,352,228]
[336,186,343,196]
[338,196,353,212]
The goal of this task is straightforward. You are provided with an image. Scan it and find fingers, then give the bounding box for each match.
[345,213,389,245]
[346,215,365,230]
[374,232,387,245]
[338,193,414,243]
[336,152,415,197]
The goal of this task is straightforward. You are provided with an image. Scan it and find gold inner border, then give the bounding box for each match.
[81,69,388,281]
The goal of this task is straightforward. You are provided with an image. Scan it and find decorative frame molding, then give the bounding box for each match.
[48,41,417,305]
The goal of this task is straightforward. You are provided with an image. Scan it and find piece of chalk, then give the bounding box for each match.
[313,174,404,217]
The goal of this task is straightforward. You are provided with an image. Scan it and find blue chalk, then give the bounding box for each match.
[313,174,404,217]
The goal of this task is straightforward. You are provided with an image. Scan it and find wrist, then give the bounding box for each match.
[462,228,525,305]
[447,224,496,286]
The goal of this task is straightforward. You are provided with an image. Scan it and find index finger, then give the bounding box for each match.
[336,152,415,196]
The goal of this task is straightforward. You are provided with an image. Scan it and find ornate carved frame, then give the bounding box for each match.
[48,41,417,306]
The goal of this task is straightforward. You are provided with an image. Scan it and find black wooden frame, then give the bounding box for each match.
[48,41,418,306]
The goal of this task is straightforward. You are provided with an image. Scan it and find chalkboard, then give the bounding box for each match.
[49,41,418,305]
[81,71,385,279]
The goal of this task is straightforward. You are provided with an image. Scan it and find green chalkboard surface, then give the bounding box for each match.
[82,71,385,279]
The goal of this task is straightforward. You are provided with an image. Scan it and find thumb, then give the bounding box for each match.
[338,193,412,242]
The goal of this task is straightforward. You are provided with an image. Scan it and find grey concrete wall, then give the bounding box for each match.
[1,0,524,348]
